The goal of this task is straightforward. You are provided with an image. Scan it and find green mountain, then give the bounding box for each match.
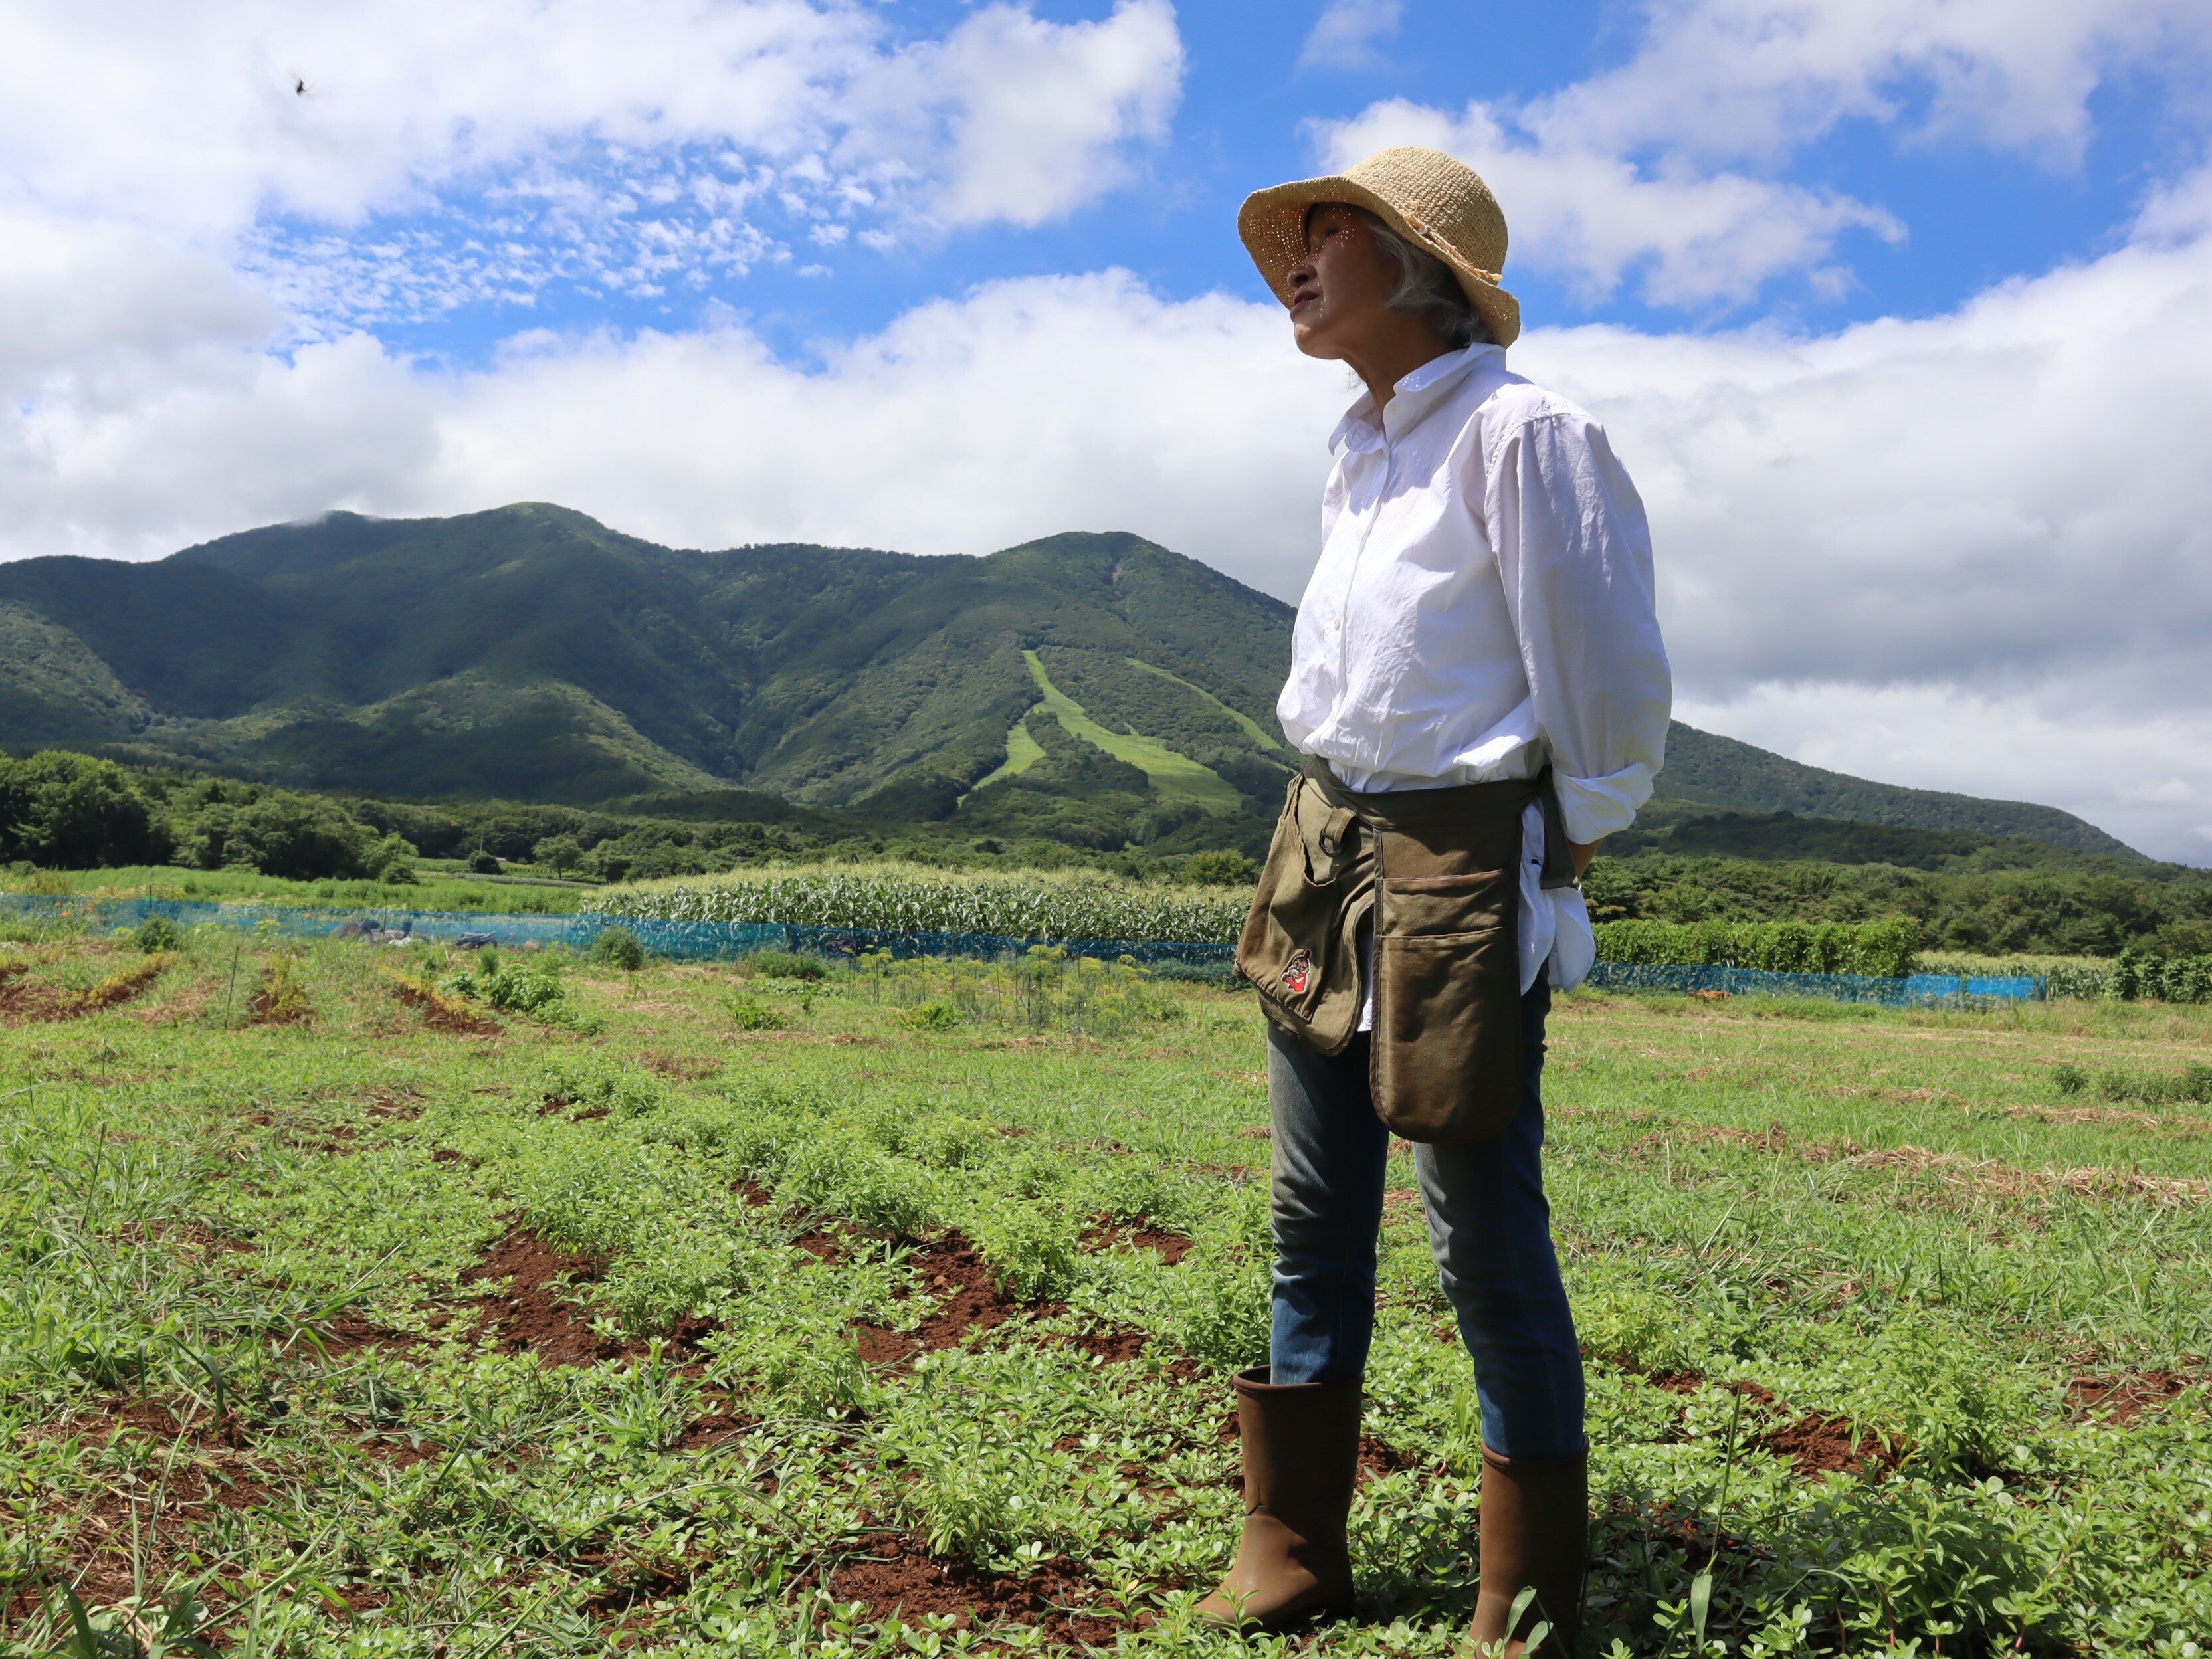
[0,502,2140,860]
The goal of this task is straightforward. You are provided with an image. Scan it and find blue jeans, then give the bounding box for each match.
[1266,980,1585,1460]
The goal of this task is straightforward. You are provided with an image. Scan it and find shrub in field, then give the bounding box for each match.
[742,947,829,980]
[1150,1186,1274,1370]
[1595,915,1922,976]
[726,994,788,1031]
[592,863,1251,944]
[1575,1279,1708,1378]
[587,925,645,970]
[251,957,314,1025]
[968,1200,1083,1300]
[440,952,595,1030]
[1181,848,1260,886]
[891,999,963,1032]
[2090,1062,2212,1106]
[901,1112,1000,1172]
[130,916,181,953]
[2052,1063,2088,1096]
[778,1136,946,1239]
[539,1058,666,1119]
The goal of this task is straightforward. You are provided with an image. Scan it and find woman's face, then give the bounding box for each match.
[1286,204,1401,362]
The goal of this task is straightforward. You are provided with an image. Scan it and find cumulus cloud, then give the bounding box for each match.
[845,1,1183,228]
[0,0,1185,326]
[1298,0,1403,71]
[1674,684,2212,862]
[1314,0,2212,306]
[1318,98,1902,306]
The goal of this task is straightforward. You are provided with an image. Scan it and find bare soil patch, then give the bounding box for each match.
[1763,1413,1902,1479]
[2068,1370,2199,1424]
[828,1531,1129,1647]
[464,1228,630,1367]
[1081,1217,1193,1266]
[0,957,168,1024]
[855,1231,1064,1369]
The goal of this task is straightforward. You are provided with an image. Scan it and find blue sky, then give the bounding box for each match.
[237,0,2207,366]
[3,0,2211,858]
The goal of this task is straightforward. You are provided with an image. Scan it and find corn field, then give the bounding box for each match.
[591,864,1253,945]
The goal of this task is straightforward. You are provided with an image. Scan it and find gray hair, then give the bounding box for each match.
[1355,207,1488,348]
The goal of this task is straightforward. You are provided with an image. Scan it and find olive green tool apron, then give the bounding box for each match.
[1235,757,1576,1146]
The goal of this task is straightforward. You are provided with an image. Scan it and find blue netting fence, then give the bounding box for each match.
[0,893,1238,973]
[4,892,2062,1003]
[1582,961,2042,1005]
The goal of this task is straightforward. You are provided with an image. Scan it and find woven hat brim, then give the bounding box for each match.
[1237,173,1521,349]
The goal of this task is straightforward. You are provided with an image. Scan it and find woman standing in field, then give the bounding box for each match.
[1212,148,1671,1655]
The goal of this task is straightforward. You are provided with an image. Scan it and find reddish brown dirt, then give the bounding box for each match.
[581,1559,695,1615]
[1072,1327,1151,1363]
[642,1051,722,1080]
[1081,1217,1194,1266]
[1763,1414,1901,1478]
[248,974,312,1026]
[0,957,167,1023]
[460,1227,718,1369]
[308,1314,418,1356]
[2069,1370,2198,1424]
[392,980,501,1036]
[31,1399,274,1612]
[465,1228,631,1367]
[362,1090,421,1120]
[1357,1434,1424,1482]
[854,1232,1064,1369]
[827,1532,1132,1646]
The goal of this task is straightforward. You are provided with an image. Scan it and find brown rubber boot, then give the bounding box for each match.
[1461,1444,1587,1657]
[1196,1366,1362,1630]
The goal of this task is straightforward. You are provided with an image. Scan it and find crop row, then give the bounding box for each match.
[591,867,1253,945]
[1592,917,1923,978]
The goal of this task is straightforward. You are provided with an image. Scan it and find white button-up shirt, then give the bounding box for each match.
[1278,342,1672,1001]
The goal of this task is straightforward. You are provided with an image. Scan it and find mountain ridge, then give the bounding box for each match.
[0,502,2138,859]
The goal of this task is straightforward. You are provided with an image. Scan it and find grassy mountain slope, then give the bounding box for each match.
[0,502,2140,861]
[1653,724,2138,857]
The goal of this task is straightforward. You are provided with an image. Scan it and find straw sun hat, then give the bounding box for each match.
[1237,146,1520,349]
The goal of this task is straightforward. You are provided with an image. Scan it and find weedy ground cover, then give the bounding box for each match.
[3,922,2210,1656]
[7,866,593,916]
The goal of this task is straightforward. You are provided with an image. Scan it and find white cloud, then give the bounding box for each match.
[1318,98,1902,306]
[1313,0,2212,306]
[1675,684,2212,862]
[846,1,1183,229]
[1299,0,1403,71]
[1533,0,2208,171]
[0,0,1185,328]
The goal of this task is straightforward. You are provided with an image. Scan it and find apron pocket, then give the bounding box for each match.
[1370,920,1524,1145]
[1379,869,1511,938]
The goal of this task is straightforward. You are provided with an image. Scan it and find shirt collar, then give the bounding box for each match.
[1330,342,1502,456]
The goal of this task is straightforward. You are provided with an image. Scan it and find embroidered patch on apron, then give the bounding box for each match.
[1281,951,1312,996]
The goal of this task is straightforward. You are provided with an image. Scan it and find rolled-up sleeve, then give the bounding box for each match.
[1488,410,1672,845]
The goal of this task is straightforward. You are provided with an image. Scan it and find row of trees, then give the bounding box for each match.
[1581,852,2212,959]
[0,753,414,881]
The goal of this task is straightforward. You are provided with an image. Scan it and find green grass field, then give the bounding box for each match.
[5,923,2210,1656]
[7,865,595,916]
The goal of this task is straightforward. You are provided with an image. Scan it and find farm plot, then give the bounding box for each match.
[3,924,2211,1656]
